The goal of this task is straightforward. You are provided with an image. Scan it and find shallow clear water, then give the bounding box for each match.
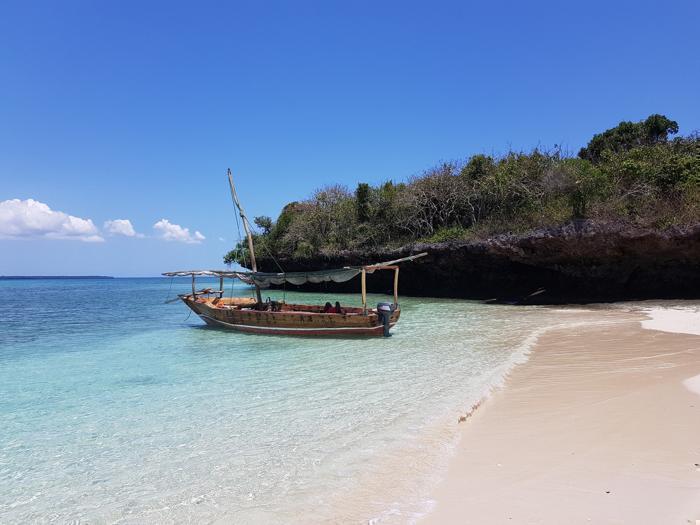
[0,278,572,523]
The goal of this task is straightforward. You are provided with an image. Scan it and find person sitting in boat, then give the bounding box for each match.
[323,302,334,313]
[334,301,344,314]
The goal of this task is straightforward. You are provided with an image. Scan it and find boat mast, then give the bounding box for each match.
[227,168,263,303]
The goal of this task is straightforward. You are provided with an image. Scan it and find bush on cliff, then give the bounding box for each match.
[224,115,699,264]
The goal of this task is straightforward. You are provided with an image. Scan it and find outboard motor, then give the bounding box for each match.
[377,302,396,337]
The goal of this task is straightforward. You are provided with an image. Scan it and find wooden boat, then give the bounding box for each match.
[163,169,426,337]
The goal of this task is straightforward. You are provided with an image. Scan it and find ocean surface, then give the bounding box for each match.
[0,277,585,524]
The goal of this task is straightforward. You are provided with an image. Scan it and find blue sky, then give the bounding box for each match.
[1,0,699,276]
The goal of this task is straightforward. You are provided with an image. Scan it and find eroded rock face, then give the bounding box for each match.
[256,222,700,304]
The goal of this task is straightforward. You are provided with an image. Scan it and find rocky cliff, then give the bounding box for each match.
[256,222,700,304]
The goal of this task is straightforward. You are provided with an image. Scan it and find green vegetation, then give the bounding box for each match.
[225,115,699,264]
[578,114,679,164]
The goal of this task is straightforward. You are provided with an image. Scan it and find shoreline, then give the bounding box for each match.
[420,307,700,524]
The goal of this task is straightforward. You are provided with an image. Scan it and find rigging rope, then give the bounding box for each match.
[230,189,254,299]
[258,239,287,302]
[165,276,173,302]
[232,197,249,271]
[260,240,285,274]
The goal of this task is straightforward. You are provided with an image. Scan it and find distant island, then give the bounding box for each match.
[0,276,114,280]
[224,114,700,303]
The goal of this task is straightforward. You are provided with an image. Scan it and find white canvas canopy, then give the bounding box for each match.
[163,253,427,289]
[163,267,361,288]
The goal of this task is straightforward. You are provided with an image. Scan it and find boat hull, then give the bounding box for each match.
[181,296,400,337]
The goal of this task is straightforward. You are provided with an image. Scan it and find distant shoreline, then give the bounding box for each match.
[0,276,114,280]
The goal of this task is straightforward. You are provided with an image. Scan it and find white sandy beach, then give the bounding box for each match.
[422,306,700,524]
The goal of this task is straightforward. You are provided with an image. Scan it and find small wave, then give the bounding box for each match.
[115,375,160,387]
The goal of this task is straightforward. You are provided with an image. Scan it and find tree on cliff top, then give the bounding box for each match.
[355,183,371,223]
[579,114,679,164]
[253,216,273,234]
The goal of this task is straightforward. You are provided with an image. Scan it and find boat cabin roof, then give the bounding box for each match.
[162,252,427,287]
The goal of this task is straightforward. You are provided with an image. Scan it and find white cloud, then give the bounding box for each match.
[0,198,103,242]
[104,219,143,237]
[153,219,205,244]
[218,237,225,242]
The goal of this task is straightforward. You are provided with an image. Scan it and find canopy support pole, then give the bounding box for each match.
[191,274,196,298]
[361,268,367,314]
[393,267,399,306]
[219,276,224,298]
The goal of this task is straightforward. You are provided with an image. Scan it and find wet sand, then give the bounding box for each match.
[422,310,700,524]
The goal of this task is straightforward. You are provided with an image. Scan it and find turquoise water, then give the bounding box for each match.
[0,278,566,523]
